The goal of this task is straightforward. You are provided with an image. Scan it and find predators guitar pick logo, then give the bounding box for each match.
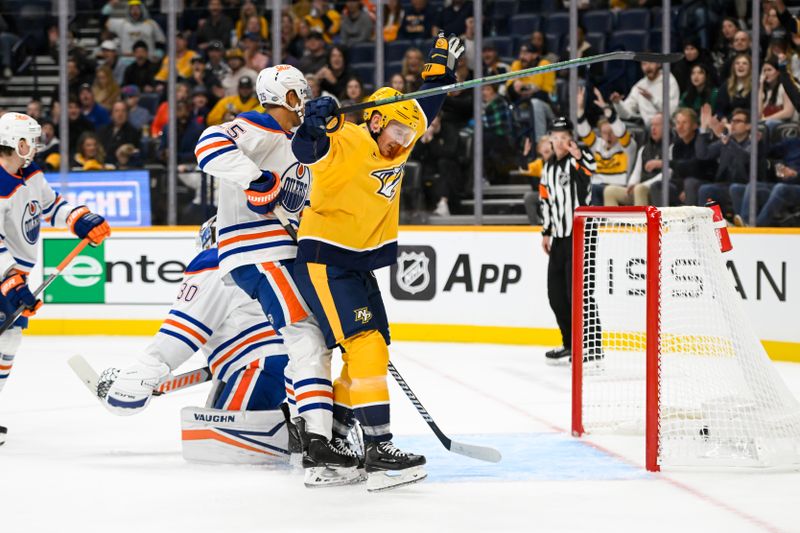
[354,307,373,324]
[371,164,405,200]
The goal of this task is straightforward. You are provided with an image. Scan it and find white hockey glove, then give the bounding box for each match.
[100,355,170,416]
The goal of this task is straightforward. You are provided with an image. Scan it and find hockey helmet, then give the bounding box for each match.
[0,112,41,168]
[197,215,218,251]
[256,65,311,118]
[362,87,421,147]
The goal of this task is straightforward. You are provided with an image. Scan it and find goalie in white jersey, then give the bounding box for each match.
[195,65,360,484]
[0,112,110,445]
[100,217,295,464]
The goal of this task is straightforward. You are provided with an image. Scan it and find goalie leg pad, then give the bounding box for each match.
[213,356,288,411]
[181,406,289,464]
[0,329,22,394]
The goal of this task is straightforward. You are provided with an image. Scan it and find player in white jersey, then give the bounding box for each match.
[195,65,360,485]
[0,112,110,445]
[100,217,296,463]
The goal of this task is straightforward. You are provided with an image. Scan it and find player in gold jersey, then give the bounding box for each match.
[290,33,464,492]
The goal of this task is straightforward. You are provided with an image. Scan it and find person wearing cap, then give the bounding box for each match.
[188,55,223,105]
[206,75,262,126]
[190,86,211,125]
[97,101,142,166]
[196,0,234,49]
[78,83,111,128]
[122,40,159,92]
[481,44,509,94]
[538,117,597,364]
[155,31,199,82]
[298,30,329,75]
[206,40,231,82]
[671,37,717,95]
[242,32,269,72]
[106,0,166,58]
[98,39,126,85]
[221,48,258,97]
[507,42,556,142]
[121,84,153,131]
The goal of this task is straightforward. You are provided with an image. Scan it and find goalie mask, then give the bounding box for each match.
[256,65,311,119]
[0,112,41,168]
[196,215,218,251]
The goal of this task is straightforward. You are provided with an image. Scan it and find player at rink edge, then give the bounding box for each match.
[99,216,298,465]
[289,33,465,491]
[194,65,364,486]
[0,112,110,446]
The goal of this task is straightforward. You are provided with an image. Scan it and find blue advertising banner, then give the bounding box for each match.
[44,171,151,226]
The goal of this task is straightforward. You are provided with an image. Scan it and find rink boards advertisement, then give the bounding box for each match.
[24,227,800,362]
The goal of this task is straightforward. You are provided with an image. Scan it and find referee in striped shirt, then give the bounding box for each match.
[539,116,596,363]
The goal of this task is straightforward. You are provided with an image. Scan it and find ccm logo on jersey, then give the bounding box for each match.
[280,162,310,214]
[21,201,42,245]
[371,164,405,200]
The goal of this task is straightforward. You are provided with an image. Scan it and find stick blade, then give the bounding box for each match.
[67,355,100,397]
[448,440,502,463]
[632,52,684,64]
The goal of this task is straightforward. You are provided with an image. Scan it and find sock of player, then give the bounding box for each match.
[332,372,355,440]
[0,329,22,394]
[340,330,392,443]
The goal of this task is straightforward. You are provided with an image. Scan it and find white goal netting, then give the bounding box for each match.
[577,207,800,468]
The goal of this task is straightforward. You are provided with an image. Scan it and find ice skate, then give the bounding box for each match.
[545,347,571,366]
[364,441,427,492]
[0,425,6,446]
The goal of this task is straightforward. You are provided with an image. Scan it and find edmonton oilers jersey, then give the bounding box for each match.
[0,162,75,276]
[195,111,311,276]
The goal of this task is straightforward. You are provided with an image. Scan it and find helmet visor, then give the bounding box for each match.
[384,120,415,148]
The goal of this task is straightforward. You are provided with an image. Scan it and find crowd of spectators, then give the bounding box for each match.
[0,0,799,226]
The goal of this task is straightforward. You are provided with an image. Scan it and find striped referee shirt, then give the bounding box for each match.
[539,149,595,238]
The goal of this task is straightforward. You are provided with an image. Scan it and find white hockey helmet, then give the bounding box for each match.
[256,65,311,117]
[196,215,218,251]
[0,112,41,168]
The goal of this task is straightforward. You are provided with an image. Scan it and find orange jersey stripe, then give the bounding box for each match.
[262,262,308,323]
[163,319,207,344]
[238,116,290,135]
[195,140,233,157]
[0,364,11,371]
[228,368,257,410]
[295,390,334,402]
[181,429,280,457]
[218,229,286,249]
[210,330,276,373]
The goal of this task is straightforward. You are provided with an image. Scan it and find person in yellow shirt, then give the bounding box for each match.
[155,31,199,82]
[304,0,341,43]
[289,33,465,492]
[205,76,263,125]
[507,42,556,142]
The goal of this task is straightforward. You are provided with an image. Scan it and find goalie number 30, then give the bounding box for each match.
[177,283,198,302]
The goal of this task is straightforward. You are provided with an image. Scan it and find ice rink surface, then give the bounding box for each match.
[1,336,799,533]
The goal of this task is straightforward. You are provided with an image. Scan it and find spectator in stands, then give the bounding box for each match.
[399,0,436,42]
[459,16,476,66]
[649,108,713,207]
[97,101,142,166]
[482,83,514,185]
[287,14,308,61]
[106,0,166,59]
[98,40,126,85]
[610,61,679,127]
[102,0,131,22]
[196,0,234,49]
[761,4,783,56]
[305,0,341,44]
[121,85,152,131]
[79,84,111,128]
[402,47,425,92]
[26,101,43,122]
[715,53,752,119]
[221,49,258,96]
[241,32,269,72]
[440,57,473,129]
[766,30,800,81]
[719,30,751,82]
[389,72,406,92]
[72,131,114,170]
[115,144,140,169]
[577,87,637,205]
[520,135,552,225]
[383,0,404,42]
[604,113,664,207]
[679,63,718,115]
[759,59,796,132]
[482,44,509,96]
[236,0,269,43]
[206,40,231,82]
[298,30,329,75]
[66,96,95,154]
[316,46,352,100]
[507,43,555,143]
[712,17,740,74]
[66,58,89,97]
[92,65,121,111]
[734,156,800,227]
[155,31,198,83]
[340,0,374,46]
[122,41,159,93]
[672,37,717,94]
[151,82,190,137]
[414,114,461,216]
[160,101,204,165]
[36,120,60,168]
[207,76,260,126]
[0,15,18,79]
[188,56,223,105]
[559,25,602,86]
[305,72,337,101]
[343,76,365,102]
[696,106,764,217]
[435,0,472,36]
[190,86,211,126]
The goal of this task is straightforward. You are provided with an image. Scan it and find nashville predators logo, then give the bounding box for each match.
[371,164,405,200]
[354,307,373,324]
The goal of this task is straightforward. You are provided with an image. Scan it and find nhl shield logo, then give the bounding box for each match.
[390,245,436,301]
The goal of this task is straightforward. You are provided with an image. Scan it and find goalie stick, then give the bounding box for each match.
[67,355,211,402]
[273,210,501,463]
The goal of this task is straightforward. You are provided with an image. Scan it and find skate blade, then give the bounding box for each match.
[545,357,571,367]
[304,466,363,488]
[366,466,427,492]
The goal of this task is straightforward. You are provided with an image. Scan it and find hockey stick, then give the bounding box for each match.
[0,237,90,336]
[68,354,212,401]
[273,210,501,462]
[336,51,684,117]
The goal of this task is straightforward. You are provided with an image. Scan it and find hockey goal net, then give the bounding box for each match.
[571,206,800,471]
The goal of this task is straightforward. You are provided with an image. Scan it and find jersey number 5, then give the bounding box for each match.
[225,123,246,139]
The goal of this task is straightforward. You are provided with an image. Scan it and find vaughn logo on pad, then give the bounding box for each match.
[390,245,436,301]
